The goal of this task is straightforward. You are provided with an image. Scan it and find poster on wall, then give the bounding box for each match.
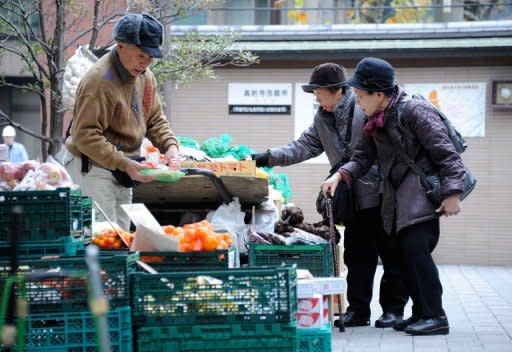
[294,83,328,164]
[404,82,486,137]
[228,83,292,114]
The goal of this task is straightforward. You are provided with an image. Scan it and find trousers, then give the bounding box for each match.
[344,207,409,318]
[397,218,445,318]
[65,152,132,230]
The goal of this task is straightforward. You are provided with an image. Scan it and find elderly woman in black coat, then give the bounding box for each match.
[322,57,466,336]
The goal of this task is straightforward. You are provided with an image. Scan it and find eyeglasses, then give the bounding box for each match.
[355,93,369,102]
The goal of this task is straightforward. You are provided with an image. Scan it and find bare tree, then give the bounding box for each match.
[0,0,258,158]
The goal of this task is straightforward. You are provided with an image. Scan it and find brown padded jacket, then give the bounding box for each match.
[66,49,178,172]
[341,87,466,234]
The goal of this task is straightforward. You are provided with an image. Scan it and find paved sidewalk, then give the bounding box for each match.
[332,265,512,352]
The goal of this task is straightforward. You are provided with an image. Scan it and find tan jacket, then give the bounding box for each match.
[66,49,178,171]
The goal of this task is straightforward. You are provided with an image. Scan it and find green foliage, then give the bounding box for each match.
[152,32,259,86]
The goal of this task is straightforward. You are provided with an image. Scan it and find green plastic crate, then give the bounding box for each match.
[136,321,297,352]
[298,324,332,352]
[0,236,78,259]
[138,247,238,271]
[0,252,138,313]
[23,306,132,352]
[70,196,92,244]
[0,188,82,241]
[249,243,334,277]
[131,266,297,326]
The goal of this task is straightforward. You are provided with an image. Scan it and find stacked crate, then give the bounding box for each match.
[131,266,298,352]
[0,187,92,257]
[0,253,137,351]
[248,243,334,277]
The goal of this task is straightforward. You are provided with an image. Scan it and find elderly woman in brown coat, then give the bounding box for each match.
[322,57,466,336]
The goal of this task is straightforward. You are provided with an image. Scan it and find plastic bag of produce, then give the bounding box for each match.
[207,197,248,254]
[140,168,185,183]
[62,45,97,108]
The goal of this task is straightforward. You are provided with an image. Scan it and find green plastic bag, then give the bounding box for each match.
[200,134,255,161]
[140,168,185,183]
[177,136,200,149]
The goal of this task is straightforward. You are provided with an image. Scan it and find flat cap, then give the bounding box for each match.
[113,13,164,58]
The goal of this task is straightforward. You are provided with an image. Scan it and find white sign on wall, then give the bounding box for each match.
[404,82,486,137]
[294,83,329,164]
[228,83,292,114]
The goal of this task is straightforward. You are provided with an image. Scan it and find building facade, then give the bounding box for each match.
[167,20,512,265]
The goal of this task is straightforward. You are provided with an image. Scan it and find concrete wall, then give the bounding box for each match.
[167,64,512,265]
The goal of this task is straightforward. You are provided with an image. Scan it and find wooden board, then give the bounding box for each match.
[133,175,269,207]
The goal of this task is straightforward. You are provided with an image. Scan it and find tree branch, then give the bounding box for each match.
[88,0,101,50]
[66,12,122,49]
[0,11,51,80]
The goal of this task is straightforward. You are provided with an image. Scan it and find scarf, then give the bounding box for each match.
[363,90,399,136]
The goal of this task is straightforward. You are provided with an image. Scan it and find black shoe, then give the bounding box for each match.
[404,316,449,336]
[375,312,403,328]
[336,311,370,327]
[392,315,421,331]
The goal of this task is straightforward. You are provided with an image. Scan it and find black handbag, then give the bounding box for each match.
[416,165,476,208]
[316,172,355,225]
[316,100,356,225]
[389,134,477,208]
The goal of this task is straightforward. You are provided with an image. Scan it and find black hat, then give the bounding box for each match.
[344,57,395,92]
[302,63,348,93]
[113,13,164,58]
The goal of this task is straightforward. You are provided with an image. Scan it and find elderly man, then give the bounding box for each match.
[64,13,179,230]
[2,125,28,162]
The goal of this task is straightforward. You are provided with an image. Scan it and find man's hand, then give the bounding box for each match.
[436,194,461,216]
[165,145,180,170]
[251,151,270,168]
[125,159,154,183]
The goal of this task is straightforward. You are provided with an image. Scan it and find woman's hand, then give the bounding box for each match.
[436,194,461,216]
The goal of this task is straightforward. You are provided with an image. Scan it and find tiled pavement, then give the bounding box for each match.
[331,265,512,352]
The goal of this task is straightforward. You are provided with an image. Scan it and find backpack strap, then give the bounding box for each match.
[383,127,434,191]
[396,95,416,140]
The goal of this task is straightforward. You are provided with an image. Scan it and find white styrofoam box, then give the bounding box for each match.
[298,312,324,328]
[298,294,323,313]
[297,276,347,298]
[322,295,329,321]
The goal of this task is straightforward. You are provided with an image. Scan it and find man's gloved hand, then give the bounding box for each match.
[251,151,271,167]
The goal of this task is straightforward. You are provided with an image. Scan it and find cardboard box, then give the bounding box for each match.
[180,160,256,177]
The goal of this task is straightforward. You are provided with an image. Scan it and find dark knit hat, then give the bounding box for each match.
[344,57,395,92]
[113,13,164,58]
[302,63,348,93]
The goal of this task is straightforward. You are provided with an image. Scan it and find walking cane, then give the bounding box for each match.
[326,196,345,332]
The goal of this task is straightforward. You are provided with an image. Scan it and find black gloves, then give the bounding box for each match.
[251,151,271,167]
